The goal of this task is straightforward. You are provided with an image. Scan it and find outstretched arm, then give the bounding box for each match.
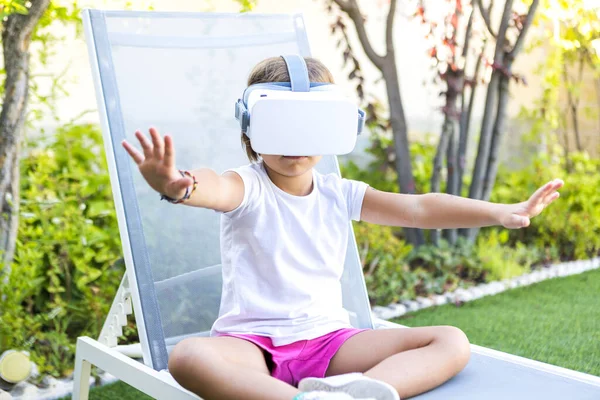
[122,127,244,212]
[360,179,564,229]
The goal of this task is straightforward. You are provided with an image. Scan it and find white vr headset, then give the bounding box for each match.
[234,55,365,156]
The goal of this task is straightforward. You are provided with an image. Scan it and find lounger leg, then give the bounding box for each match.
[73,346,92,400]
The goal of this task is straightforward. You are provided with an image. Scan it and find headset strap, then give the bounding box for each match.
[281,55,310,92]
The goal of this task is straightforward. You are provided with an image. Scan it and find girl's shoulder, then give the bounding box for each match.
[230,162,267,184]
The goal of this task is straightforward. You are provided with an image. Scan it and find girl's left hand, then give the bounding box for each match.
[500,179,564,229]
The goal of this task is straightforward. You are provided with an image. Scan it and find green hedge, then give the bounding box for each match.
[0,124,128,377]
[489,152,600,260]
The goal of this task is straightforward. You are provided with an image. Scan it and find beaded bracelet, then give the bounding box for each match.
[160,170,198,204]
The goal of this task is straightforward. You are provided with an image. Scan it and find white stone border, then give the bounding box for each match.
[372,257,600,320]
[7,371,117,400]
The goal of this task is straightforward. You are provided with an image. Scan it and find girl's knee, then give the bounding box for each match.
[169,338,215,381]
[439,326,471,370]
[168,338,194,379]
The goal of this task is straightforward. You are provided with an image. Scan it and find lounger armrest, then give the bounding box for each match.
[74,336,201,400]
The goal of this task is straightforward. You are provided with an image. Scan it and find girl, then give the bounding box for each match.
[122,57,563,400]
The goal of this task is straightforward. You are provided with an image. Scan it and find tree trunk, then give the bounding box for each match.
[465,0,539,241]
[466,0,513,206]
[382,60,426,247]
[0,144,20,271]
[330,0,424,247]
[466,71,510,241]
[457,48,485,198]
[462,72,501,239]
[569,101,583,151]
[482,71,511,202]
[0,0,50,273]
[560,110,572,173]
[594,76,600,134]
[443,119,458,244]
[442,66,461,244]
[563,63,583,151]
[430,118,452,246]
[467,68,501,205]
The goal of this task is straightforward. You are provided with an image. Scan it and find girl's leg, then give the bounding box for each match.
[169,336,300,400]
[325,326,470,399]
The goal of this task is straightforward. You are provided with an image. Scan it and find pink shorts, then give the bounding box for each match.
[220,328,368,387]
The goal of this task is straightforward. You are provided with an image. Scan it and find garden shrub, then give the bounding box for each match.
[343,136,599,305]
[490,151,600,260]
[0,124,127,377]
[357,222,492,306]
[353,222,412,305]
[475,230,542,281]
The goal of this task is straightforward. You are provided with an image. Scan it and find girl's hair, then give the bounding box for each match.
[241,57,335,162]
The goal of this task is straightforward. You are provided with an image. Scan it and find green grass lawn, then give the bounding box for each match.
[72,268,600,399]
[63,381,152,399]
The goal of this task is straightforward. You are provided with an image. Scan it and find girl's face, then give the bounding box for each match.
[260,154,322,177]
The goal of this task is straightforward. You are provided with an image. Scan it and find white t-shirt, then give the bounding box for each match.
[210,161,369,346]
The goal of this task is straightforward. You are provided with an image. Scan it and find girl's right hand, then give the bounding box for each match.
[122,127,193,200]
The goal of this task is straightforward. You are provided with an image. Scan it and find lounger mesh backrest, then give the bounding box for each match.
[83,10,373,371]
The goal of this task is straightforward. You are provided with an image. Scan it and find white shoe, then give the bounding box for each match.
[298,373,399,400]
[294,391,375,400]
